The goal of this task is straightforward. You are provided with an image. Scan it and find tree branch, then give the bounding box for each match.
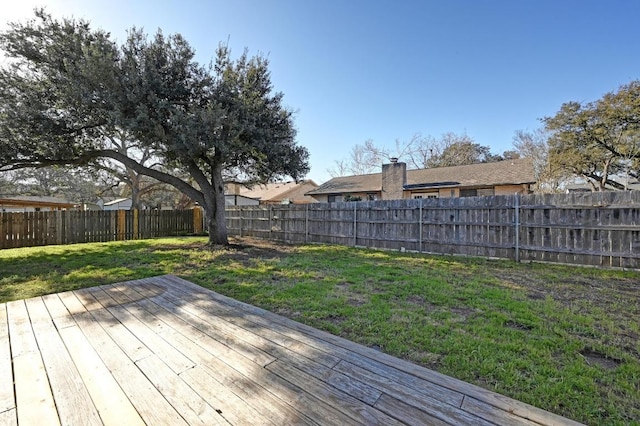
[93,150,206,206]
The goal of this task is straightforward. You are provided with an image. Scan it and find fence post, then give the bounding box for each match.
[0,212,4,249]
[193,207,203,234]
[419,199,423,253]
[239,208,243,238]
[117,210,126,240]
[269,205,273,240]
[305,204,309,243]
[514,193,520,262]
[353,202,357,247]
[56,211,63,245]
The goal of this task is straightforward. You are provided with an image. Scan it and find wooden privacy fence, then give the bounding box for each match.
[226,191,640,268]
[0,208,203,249]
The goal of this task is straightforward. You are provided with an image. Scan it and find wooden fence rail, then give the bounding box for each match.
[0,209,200,250]
[226,191,640,269]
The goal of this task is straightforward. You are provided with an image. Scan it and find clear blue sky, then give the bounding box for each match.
[2,0,639,183]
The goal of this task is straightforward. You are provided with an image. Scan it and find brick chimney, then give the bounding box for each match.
[225,182,242,195]
[381,159,406,200]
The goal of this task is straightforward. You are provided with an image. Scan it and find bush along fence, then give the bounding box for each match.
[0,208,203,249]
[226,191,640,269]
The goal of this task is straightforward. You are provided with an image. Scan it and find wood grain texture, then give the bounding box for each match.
[26,298,102,425]
[0,408,17,426]
[13,352,59,426]
[57,326,144,426]
[0,304,14,414]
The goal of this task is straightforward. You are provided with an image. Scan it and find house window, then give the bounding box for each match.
[477,188,495,196]
[459,189,477,197]
[413,193,437,199]
[367,193,377,201]
[327,194,340,203]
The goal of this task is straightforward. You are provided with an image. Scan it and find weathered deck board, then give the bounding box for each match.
[0,304,15,417]
[135,355,224,426]
[6,299,60,425]
[0,275,584,425]
[119,286,318,426]
[25,297,102,425]
[0,408,17,426]
[57,325,145,426]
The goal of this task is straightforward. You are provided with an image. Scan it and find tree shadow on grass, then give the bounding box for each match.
[0,239,219,303]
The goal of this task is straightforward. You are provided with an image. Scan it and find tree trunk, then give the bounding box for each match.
[204,162,229,245]
[128,168,143,210]
[130,183,142,210]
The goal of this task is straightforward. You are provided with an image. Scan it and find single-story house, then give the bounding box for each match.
[225,180,319,205]
[0,196,78,212]
[306,158,535,203]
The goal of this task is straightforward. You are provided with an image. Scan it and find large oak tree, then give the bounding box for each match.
[544,81,640,191]
[0,10,309,244]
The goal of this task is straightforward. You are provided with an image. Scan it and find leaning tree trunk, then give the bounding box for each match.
[204,162,229,245]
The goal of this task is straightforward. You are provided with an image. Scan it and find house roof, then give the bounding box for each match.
[238,180,318,202]
[103,198,131,206]
[304,174,381,195]
[0,195,77,208]
[306,158,536,195]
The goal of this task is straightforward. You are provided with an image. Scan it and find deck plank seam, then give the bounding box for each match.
[154,278,345,372]
[143,287,278,367]
[88,287,198,375]
[108,283,316,425]
[122,289,321,426]
[66,293,188,425]
[136,282,384,424]
[4,311,17,417]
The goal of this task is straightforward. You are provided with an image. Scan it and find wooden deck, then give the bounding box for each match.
[0,275,582,425]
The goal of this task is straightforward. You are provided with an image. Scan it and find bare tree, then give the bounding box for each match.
[327,139,390,177]
[329,132,504,177]
[512,128,564,193]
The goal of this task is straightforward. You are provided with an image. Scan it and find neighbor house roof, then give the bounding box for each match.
[306,158,535,195]
[237,180,318,203]
[304,174,380,196]
[406,158,535,189]
[0,195,77,209]
[103,198,131,206]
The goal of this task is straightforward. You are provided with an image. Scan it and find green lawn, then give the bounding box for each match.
[1,237,638,425]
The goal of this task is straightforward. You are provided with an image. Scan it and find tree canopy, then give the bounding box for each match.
[0,10,309,244]
[544,81,640,191]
